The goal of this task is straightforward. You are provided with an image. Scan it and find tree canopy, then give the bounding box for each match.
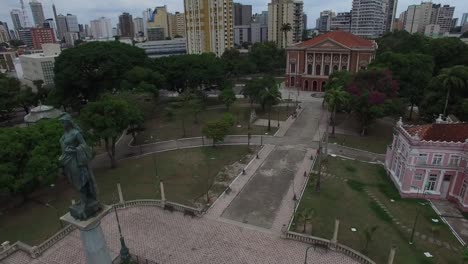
[54,41,148,107]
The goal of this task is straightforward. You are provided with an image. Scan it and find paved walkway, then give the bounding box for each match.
[431,199,468,245]
[1,207,360,264]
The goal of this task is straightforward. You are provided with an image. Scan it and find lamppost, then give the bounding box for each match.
[304,245,314,264]
[45,203,63,229]
[409,187,427,244]
[113,205,131,263]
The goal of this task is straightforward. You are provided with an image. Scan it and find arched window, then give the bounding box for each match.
[315,65,321,75]
[322,81,327,91]
[291,77,295,87]
[304,80,309,91]
[324,65,330,76]
[313,81,318,91]
[333,65,339,71]
[342,66,347,71]
[307,64,313,75]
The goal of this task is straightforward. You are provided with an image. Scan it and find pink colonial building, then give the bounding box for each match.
[385,118,468,211]
[285,31,377,92]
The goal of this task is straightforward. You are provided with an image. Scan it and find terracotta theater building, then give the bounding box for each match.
[285,31,377,92]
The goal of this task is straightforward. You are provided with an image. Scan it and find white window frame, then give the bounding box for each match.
[418,153,427,165]
[426,174,437,191]
[432,154,443,166]
[414,172,423,181]
[460,181,467,201]
[449,155,460,166]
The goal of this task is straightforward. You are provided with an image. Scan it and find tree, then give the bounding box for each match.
[430,38,468,74]
[280,23,292,48]
[80,97,142,168]
[220,86,236,111]
[17,86,37,114]
[249,42,286,72]
[346,69,399,135]
[9,39,24,48]
[296,208,315,233]
[371,52,434,119]
[121,66,165,97]
[325,85,349,136]
[436,66,468,116]
[260,83,282,131]
[0,74,20,121]
[202,120,230,146]
[0,120,62,200]
[377,31,430,55]
[54,41,148,107]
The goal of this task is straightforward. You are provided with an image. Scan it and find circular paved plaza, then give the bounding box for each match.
[3,206,360,264]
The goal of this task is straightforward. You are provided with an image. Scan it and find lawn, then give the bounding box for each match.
[133,102,282,145]
[293,157,462,264]
[0,146,251,246]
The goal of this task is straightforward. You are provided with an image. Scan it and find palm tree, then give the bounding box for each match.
[437,65,468,116]
[260,84,282,131]
[296,208,315,233]
[280,23,292,48]
[324,84,349,137]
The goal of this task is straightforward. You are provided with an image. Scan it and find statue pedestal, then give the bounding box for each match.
[61,205,113,264]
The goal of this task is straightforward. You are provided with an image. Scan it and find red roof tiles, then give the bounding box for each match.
[295,31,374,49]
[404,123,468,143]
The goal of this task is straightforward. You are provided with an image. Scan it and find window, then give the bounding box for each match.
[290,63,296,73]
[432,154,443,165]
[307,64,313,75]
[324,65,330,76]
[418,154,427,165]
[315,64,321,75]
[426,174,437,191]
[414,172,423,181]
[396,162,402,179]
[460,181,467,200]
[449,155,460,166]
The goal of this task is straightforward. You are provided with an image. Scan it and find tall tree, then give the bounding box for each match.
[280,23,292,48]
[0,74,20,121]
[436,66,468,116]
[260,83,282,131]
[54,41,148,107]
[202,120,230,147]
[220,85,237,111]
[325,85,349,136]
[17,86,37,114]
[80,97,142,168]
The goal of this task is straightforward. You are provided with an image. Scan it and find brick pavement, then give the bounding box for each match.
[2,207,359,264]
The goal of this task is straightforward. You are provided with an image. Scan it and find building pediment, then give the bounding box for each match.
[306,39,350,51]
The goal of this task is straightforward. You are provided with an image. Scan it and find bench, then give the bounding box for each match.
[164,204,174,212]
[313,243,329,252]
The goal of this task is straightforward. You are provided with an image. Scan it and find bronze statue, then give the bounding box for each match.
[59,113,101,220]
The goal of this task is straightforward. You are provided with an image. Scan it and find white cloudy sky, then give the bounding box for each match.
[1,0,467,29]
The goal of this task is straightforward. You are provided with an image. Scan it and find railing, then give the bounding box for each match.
[285,231,376,264]
[31,224,76,258]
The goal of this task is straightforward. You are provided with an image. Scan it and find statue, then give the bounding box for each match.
[59,113,101,220]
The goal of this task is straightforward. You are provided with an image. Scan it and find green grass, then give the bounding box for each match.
[329,133,392,154]
[0,146,251,246]
[294,157,462,264]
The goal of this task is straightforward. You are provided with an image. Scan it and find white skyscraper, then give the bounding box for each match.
[29,0,45,26]
[90,17,113,39]
[10,9,25,30]
[461,13,468,26]
[268,0,304,48]
[66,14,79,32]
[350,0,386,38]
[133,17,144,37]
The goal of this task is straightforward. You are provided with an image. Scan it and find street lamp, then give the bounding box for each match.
[45,203,64,229]
[304,246,314,264]
[113,205,131,263]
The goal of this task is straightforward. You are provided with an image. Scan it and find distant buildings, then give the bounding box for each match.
[55,14,68,40]
[119,12,134,38]
[233,10,269,47]
[385,0,398,32]
[331,12,352,32]
[133,17,144,37]
[148,6,169,39]
[19,43,61,85]
[136,39,187,58]
[0,22,10,43]
[10,9,25,30]
[285,31,376,92]
[462,13,468,26]
[233,3,252,26]
[90,17,113,39]
[316,10,335,32]
[401,2,455,37]
[184,0,234,57]
[268,0,304,48]
[350,0,386,38]
[0,51,16,73]
[31,27,55,49]
[168,12,186,38]
[29,0,45,27]
[17,28,33,47]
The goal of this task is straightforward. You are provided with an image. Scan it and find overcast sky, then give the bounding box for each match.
[1,0,467,30]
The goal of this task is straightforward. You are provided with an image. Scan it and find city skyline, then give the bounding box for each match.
[0,0,466,31]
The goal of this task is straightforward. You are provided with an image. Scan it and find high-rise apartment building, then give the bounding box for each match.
[233,3,252,25]
[450,18,458,32]
[29,0,45,26]
[168,12,186,38]
[331,12,352,32]
[31,27,55,49]
[430,4,454,34]
[462,13,468,26]
[148,6,170,39]
[10,9,25,30]
[184,0,234,57]
[0,22,10,43]
[17,28,33,47]
[268,0,304,48]
[43,18,58,40]
[384,0,398,32]
[134,17,144,37]
[303,13,307,30]
[350,0,386,38]
[90,17,113,39]
[56,14,68,40]
[253,11,268,25]
[316,10,335,32]
[119,12,134,38]
[251,12,268,43]
[403,3,454,35]
[66,14,79,32]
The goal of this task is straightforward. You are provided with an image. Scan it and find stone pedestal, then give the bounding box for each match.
[61,205,112,264]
